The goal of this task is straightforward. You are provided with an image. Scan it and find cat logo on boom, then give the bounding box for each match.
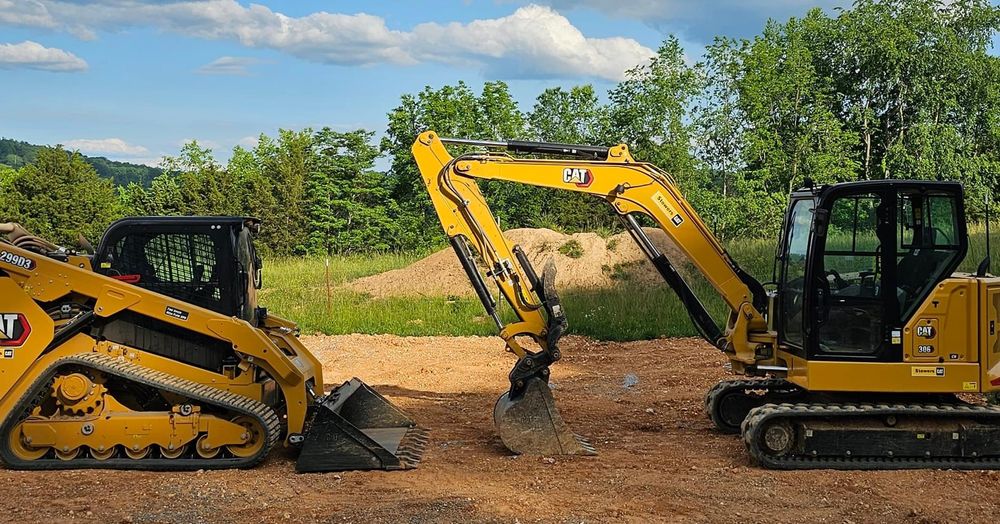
[562,168,593,188]
[0,313,31,353]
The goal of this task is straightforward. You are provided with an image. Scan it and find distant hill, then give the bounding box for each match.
[0,138,163,187]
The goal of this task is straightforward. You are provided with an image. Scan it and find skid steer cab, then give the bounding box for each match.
[0,217,427,472]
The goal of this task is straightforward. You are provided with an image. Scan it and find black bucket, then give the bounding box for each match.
[295,378,429,472]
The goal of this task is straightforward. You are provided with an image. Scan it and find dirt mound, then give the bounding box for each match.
[347,227,689,298]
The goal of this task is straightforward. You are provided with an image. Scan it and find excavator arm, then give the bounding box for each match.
[412,131,776,455]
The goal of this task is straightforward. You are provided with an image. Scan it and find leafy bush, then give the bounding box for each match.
[558,239,584,258]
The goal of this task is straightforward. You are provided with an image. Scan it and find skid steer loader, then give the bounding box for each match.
[412,130,1000,469]
[0,217,427,471]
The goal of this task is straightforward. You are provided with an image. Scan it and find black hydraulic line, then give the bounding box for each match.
[45,310,95,354]
[449,235,502,329]
[512,245,540,294]
[439,136,610,160]
[622,215,724,348]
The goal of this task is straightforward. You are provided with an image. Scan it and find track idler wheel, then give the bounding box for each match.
[494,377,595,456]
[124,445,151,460]
[226,416,266,459]
[7,421,46,461]
[54,446,81,461]
[758,420,796,457]
[195,435,220,459]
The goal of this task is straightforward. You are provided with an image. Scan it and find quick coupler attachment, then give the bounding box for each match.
[295,378,429,473]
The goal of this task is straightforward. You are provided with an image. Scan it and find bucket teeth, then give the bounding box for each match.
[394,426,431,468]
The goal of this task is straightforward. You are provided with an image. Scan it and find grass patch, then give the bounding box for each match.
[558,239,585,258]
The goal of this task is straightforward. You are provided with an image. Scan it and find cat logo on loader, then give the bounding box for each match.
[0,313,30,348]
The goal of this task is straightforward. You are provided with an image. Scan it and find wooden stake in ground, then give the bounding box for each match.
[325,258,332,314]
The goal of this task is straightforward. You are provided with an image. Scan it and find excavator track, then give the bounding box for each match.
[743,402,1000,470]
[704,378,806,434]
[0,353,282,470]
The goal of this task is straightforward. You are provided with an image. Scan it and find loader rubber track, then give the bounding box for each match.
[743,402,1000,470]
[0,353,282,470]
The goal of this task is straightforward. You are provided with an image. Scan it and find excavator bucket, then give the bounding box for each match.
[296,378,429,472]
[494,377,596,455]
[493,261,596,456]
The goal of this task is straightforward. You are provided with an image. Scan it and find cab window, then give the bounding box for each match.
[896,192,962,319]
[780,199,814,348]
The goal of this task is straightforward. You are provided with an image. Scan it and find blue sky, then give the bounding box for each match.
[2,0,984,166]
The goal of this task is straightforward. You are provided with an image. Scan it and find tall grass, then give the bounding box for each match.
[261,228,999,341]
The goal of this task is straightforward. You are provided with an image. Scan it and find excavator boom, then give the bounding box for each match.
[412,131,774,455]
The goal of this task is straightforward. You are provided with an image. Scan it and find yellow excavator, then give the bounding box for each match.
[0,218,427,471]
[412,130,1000,469]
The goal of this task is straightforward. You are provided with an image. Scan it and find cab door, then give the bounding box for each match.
[809,189,894,360]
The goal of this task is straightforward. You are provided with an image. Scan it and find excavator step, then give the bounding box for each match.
[296,378,428,472]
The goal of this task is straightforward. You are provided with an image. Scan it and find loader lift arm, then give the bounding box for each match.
[412,131,776,455]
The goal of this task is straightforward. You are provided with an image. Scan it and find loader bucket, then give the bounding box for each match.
[494,376,596,456]
[295,378,429,472]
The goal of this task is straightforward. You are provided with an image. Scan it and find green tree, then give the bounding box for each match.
[527,85,617,231]
[119,174,184,216]
[0,164,20,221]
[307,129,399,253]
[6,147,121,244]
[609,37,702,184]
[253,130,313,254]
[382,81,535,247]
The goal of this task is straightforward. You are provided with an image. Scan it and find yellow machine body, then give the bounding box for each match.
[0,219,426,471]
[412,130,1000,469]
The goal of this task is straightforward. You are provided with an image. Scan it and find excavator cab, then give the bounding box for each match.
[778,181,967,361]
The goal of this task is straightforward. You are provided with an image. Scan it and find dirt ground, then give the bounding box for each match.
[2,335,1000,523]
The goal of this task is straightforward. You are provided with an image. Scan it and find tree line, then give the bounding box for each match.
[0,138,163,186]
[1,0,998,255]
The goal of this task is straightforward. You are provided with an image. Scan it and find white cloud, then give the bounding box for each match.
[178,138,219,149]
[63,138,149,156]
[0,1,654,81]
[0,40,87,72]
[0,0,57,29]
[237,135,259,148]
[409,5,654,80]
[528,0,848,41]
[197,55,261,76]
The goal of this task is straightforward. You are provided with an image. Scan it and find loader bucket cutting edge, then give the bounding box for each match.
[494,377,596,456]
[295,378,429,473]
